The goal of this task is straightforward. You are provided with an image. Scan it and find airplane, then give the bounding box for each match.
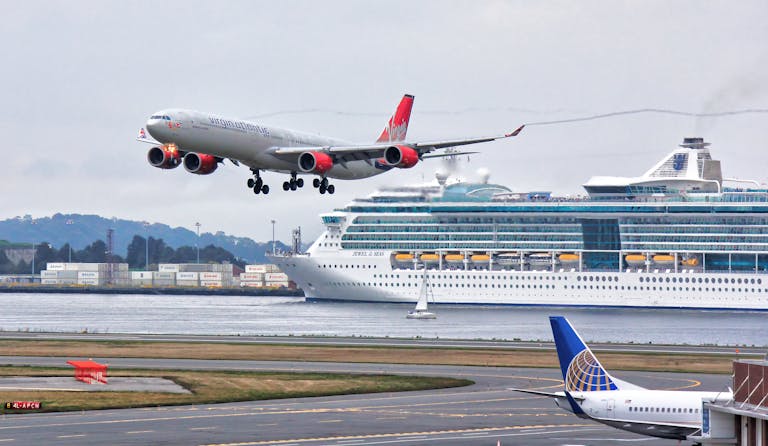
[137,94,524,195]
[512,316,732,441]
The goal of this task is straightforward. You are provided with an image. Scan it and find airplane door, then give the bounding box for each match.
[604,399,615,418]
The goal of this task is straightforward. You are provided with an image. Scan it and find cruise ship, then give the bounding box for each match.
[271,138,768,310]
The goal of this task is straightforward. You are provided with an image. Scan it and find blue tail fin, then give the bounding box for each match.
[550,316,618,392]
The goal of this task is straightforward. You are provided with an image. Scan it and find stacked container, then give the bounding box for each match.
[41,263,129,286]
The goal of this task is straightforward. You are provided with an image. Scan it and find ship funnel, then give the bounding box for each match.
[679,137,711,150]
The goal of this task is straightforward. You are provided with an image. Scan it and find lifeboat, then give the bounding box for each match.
[471,254,491,263]
[496,252,522,265]
[394,253,414,262]
[420,253,440,263]
[625,254,646,266]
[559,253,579,263]
[681,257,700,266]
[444,254,464,263]
[529,253,552,264]
[652,254,675,265]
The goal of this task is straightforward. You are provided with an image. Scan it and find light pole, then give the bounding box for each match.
[271,220,276,255]
[195,222,201,264]
[65,219,74,263]
[31,242,35,276]
[143,222,150,269]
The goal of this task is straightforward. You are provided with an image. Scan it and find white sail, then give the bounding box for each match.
[414,278,429,311]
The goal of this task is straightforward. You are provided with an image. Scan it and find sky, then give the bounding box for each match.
[3,1,768,245]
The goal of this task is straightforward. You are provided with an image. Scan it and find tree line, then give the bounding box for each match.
[0,236,245,274]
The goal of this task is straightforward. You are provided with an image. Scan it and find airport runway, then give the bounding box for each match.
[0,331,762,356]
[0,357,730,445]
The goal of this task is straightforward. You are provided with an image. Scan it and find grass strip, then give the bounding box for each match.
[0,366,471,413]
[0,339,744,374]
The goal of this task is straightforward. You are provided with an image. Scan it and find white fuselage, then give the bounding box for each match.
[565,390,730,440]
[145,109,386,180]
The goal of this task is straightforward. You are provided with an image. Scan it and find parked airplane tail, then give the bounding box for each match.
[376,94,414,142]
[550,316,621,392]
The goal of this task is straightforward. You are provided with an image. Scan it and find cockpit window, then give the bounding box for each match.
[149,115,172,120]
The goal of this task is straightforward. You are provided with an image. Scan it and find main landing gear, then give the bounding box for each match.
[282,172,305,191]
[247,169,269,194]
[313,177,335,194]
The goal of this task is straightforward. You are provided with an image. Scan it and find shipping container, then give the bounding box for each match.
[152,272,175,280]
[240,281,264,288]
[176,272,199,280]
[176,280,200,287]
[77,278,103,286]
[240,272,264,281]
[159,264,180,272]
[132,279,153,286]
[200,272,222,280]
[46,262,65,271]
[41,279,59,285]
[40,270,58,279]
[131,271,153,280]
[265,280,290,288]
[265,273,289,282]
[245,264,267,273]
[200,280,223,287]
[56,271,78,279]
[77,271,100,279]
[152,279,175,287]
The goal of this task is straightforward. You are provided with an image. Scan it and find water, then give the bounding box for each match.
[0,293,766,346]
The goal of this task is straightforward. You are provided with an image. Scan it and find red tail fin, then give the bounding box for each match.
[376,94,414,142]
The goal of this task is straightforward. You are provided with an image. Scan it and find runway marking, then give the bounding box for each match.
[190,427,218,431]
[201,423,595,445]
[0,440,14,443]
[257,423,278,427]
[57,434,86,438]
[317,419,343,423]
[374,416,406,420]
[125,430,154,434]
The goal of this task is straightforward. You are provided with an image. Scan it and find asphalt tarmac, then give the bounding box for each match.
[0,357,730,445]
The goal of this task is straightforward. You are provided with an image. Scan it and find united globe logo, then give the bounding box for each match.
[565,349,618,392]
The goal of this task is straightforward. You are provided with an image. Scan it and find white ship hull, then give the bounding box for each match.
[272,251,768,310]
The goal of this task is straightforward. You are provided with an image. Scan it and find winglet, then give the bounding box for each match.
[506,125,525,138]
[550,316,619,392]
[377,94,414,143]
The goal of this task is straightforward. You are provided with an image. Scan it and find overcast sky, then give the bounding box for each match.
[3,1,768,244]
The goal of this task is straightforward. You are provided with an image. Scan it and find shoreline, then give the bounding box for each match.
[0,285,304,297]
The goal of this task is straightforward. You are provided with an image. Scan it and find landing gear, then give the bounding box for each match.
[282,172,304,192]
[248,169,269,195]
[315,177,335,194]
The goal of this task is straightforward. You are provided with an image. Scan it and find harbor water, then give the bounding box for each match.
[0,292,766,346]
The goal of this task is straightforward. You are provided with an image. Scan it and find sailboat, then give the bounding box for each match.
[406,269,436,319]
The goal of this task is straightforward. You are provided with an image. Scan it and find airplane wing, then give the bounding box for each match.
[270,125,524,161]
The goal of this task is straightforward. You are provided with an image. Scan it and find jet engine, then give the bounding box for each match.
[183,153,218,175]
[298,151,333,175]
[147,144,182,169]
[384,145,419,168]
